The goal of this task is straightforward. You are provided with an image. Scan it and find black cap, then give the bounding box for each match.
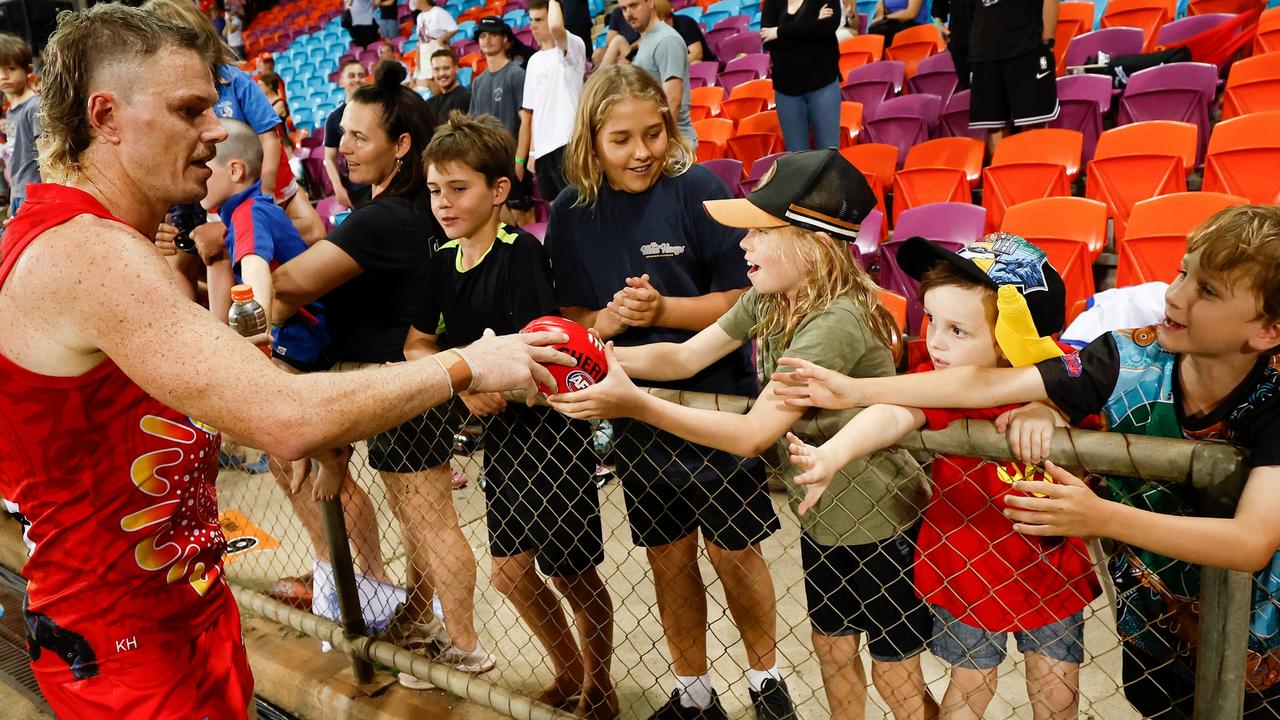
[702,149,877,240]
[898,232,1068,336]
[475,15,512,37]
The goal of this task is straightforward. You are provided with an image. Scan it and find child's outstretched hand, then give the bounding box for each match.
[1004,461,1106,538]
[549,342,639,420]
[770,358,863,409]
[787,432,839,516]
[995,401,1067,465]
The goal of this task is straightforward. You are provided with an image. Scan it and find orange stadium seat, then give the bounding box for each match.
[1101,0,1174,51]
[982,129,1082,232]
[1115,191,1249,285]
[839,34,885,76]
[694,118,734,162]
[1001,197,1108,312]
[1086,121,1195,242]
[1202,111,1280,203]
[728,78,777,108]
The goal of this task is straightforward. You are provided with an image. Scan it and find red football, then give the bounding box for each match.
[519,316,609,395]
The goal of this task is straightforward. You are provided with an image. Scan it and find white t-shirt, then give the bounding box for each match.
[521,33,586,159]
[226,14,243,45]
[415,6,458,44]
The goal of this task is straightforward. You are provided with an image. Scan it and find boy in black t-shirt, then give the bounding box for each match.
[404,112,618,720]
[965,0,1060,149]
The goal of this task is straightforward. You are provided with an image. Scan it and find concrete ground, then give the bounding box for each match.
[218,441,1142,720]
[0,678,48,719]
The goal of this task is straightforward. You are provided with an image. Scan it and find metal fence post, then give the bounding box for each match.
[1195,567,1252,719]
[320,496,375,684]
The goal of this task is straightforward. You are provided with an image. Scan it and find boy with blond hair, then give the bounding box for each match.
[775,206,1280,718]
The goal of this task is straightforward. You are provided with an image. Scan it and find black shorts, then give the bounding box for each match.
[508,169,535,212]
[614,420,779,551]
[535,146,569,205]
[366,402,459,473]
[801,525,932,661]
[969,44,1060,130]
[483,405,605,577]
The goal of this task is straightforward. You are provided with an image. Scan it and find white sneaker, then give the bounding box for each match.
[396,643,495,689]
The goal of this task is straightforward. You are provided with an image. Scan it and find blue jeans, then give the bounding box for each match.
[774,80,842,152]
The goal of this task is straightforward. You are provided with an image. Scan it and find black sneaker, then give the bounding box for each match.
[749,678,798,720]
[648,689,728,720]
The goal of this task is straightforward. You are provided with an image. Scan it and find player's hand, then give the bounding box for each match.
[995,401,1066,465]
[311,445,353,501]
[462,328,573,403]
[1004,461,1105,538]
[192,221,228,265]
[610,274,663,327]
[460,390,508,416]
[787,432,839,516]
[548,342,638,420]
[155,222,180,256]
[770,357,863,409]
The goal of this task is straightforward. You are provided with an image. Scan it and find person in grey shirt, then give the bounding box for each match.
[0,33,39,214]
[620,0,696,148]
[469,16,537,226]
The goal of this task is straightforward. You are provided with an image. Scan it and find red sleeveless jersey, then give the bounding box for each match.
[0,184,230,683]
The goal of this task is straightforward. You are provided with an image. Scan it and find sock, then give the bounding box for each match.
[676,673,714,709]
[746,666,781,692]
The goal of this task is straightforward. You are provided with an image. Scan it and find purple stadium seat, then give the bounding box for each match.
[700,158,746,196]
[862,94,942,167]
[1117,62,1216,165]
[879,202,986,330]
[855,208,884,264]
[908,69,958,108]
[716,68,758,93]
[719,32,764,59]
[689,61,719,89]
[1065,27,1145,67]
[940,90,985,140]
[713,14,750,32]
[841,60,906,118]
[1051,73,1112,161]
[1155,12,1235,46]
[523,221,548,242]
[706,24,741,58]
[724,52,770,79]
[315,196,344,232]
[914,51,955,75]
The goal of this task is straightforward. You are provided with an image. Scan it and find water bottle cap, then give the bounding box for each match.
[230,284,255,302]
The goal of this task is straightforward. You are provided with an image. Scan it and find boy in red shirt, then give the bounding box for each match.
[788,234,1099,719]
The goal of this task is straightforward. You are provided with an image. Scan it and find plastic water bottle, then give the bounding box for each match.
[228,284,268,339]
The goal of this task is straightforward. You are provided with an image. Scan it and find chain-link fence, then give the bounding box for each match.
[216,387,1265,719]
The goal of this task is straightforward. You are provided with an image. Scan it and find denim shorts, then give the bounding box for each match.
[930,605,1086,670]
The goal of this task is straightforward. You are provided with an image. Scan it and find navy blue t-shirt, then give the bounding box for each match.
[546,164,756,397]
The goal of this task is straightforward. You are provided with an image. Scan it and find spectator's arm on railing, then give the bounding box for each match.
[1006,462,1280,573]
[772,357,1049,410]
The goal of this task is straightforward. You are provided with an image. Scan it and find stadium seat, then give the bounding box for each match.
[690,85,727,118]
[878,288,909,365]
[1052,73,1112,161]
[907,54,959,107]
[1202,111,1280,203]
[720,96,767,126]
[1001,197,1107,313]
[1256,5,1280,54]
[1116,191,1249,285]
[882,203,986,330]
[1065,27,1145,67]
[841,60,906,114]
[839,34,885,76]
[736,110,782,137]
[940,90,984,141]
[905,136,984,186]
[1117,62,1216,165]
[1156,12,1234,45]
[1100,0,1175,51]
[689,61,719,89]
[700,158,746,195]
[862,94,942,169]
[840,143,899,190]
[728,133,783,174]
[1055,2,1098,74]
[884,22,944,78]
[719,33,764,59]
[1093,120,1195,227]
[728,78,776,108]
[856,208,884,262]
[716,68,759,93]
[839,101,865,147]
[982,129,1082,232]
[891,167,970,225]
[1222,52,1280,120]
[694,118,735,161]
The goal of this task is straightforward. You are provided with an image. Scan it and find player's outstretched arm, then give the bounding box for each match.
[787,403,925,515]
[36,220,570,460]
[550,342,806,458]
[771,357,1051,410]
[1006,463,1280,573]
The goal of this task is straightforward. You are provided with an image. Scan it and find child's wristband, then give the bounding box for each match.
[515,156,526,165]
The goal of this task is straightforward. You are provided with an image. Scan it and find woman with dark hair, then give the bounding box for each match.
[272,61,493,682]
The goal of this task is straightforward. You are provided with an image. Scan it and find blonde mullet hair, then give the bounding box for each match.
[563,63,693,207]
[754,227,898,359]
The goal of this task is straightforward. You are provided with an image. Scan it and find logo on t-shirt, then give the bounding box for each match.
[1061,350,1083,377]
[640,241,686,258]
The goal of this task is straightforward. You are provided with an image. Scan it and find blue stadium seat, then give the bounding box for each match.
[459,67,474,86]
[503,9,530,27]
[675,6,703,21]
[456,20,478,40]
[589,0,605,16]
[701,10,731,28]
[707,0,739,16]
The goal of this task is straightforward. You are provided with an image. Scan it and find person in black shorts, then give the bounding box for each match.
[405,112,616,719]
[966,0,1060,148]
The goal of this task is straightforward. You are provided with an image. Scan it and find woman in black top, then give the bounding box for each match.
[761,0,843,151]
[272,61,491,680]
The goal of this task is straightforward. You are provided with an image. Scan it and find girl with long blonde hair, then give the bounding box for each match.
[550,149,939,720]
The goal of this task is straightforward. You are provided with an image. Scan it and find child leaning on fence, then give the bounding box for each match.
[786,234,1101,720]
[403,111,617,720]
[772,205,1280,719]
[551,149,940,720]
